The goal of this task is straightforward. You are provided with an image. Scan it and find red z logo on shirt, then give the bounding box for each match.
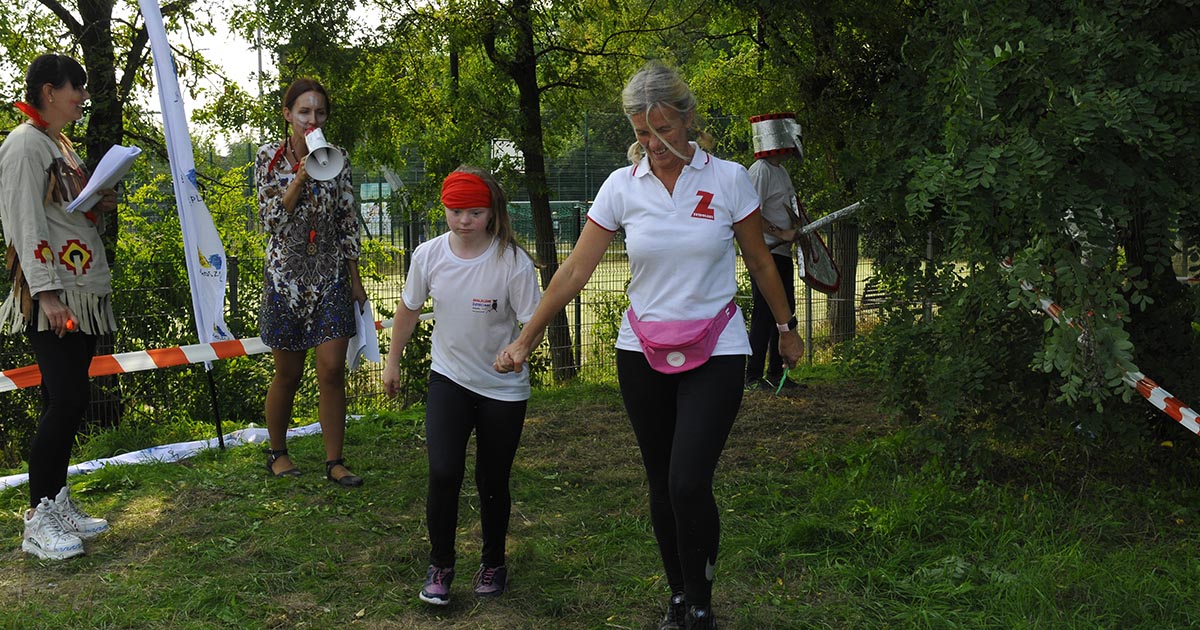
[691,190,716,220]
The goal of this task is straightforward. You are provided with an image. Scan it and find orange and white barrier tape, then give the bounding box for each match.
[1002,259,1199,432]
[1125,372,1200,434]
[0,314,428,393]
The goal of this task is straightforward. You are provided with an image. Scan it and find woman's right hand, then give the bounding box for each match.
[37,292,76,337]
[291,154,309,187]
[294,154,309,183]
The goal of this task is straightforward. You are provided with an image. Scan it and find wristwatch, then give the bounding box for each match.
[776,316,798,333]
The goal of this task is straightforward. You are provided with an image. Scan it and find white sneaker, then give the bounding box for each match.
[52,486,109,539]
[22,498,84,560]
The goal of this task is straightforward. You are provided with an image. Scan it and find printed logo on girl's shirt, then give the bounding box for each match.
[472,298,499,313]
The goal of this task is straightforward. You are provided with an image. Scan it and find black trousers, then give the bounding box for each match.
[747,252,795,382]
[26,328,97,509]
[424,370,526,569]
[616,350,745,609]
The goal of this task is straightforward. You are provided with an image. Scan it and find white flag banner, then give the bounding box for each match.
[139,0,231,345]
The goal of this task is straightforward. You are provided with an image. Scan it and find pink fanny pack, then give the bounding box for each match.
[627,299,738,374]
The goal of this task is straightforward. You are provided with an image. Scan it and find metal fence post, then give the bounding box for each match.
[573,203,583,369]
[228,255,239,337]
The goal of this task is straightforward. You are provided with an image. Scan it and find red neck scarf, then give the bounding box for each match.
[441,171,492,209]
[14,101,50,129]
[266,138,302,174]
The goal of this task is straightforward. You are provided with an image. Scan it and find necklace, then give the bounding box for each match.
[288,137,304,165]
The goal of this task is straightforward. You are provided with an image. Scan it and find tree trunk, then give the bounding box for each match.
[827,220,858,342]
[1122,204,1198,421]
[78,0,125,428]
[487,0,576,379]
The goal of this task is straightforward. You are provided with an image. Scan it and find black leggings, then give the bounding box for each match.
[26,329,97,509]
[424,370,526,569]
[616,350,744,609]
[747,253,795,381]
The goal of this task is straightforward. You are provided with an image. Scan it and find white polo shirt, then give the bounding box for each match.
[588,143,759,358]
[402,233,542,401]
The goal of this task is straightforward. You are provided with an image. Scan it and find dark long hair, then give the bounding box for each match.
[24,54,87,107]
[282,78,331,113]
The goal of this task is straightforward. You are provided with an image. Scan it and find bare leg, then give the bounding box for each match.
[265,348,306,474]
[315,337,353,480]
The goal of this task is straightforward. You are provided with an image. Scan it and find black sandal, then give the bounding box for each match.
[265,448,301,477]
[325,458,363,487]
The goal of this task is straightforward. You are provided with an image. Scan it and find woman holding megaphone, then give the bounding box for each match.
[254,77,367,487]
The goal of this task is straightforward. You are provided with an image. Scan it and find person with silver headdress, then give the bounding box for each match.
[745,113,805,392]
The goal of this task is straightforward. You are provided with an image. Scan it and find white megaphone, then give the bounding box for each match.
[303,127,345,181]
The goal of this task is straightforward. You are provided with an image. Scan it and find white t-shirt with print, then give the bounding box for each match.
[402,233,542,401]
[587,143,759,358]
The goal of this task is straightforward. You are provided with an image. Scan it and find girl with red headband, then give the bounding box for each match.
[382,166,542,605]
[254,78,367,487]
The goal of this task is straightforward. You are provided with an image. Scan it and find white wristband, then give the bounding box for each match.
[776,321,790,333]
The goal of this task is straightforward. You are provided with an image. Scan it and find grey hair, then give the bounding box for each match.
[620,61,714,164]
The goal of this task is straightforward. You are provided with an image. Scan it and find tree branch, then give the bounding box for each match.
[36,0,83,37]
[533,0,706,61]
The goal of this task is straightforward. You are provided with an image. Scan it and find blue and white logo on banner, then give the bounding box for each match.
[139,0,231,345]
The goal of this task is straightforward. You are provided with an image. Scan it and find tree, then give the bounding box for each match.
[863,0,1200,440]
[1,0,239,426]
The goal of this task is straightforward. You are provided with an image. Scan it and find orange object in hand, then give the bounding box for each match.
[65,319,75,331]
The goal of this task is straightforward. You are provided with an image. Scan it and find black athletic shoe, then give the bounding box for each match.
[686,605,719,630]
[659,592,686,630]
[744,377,774,392]
[768,374,807,393]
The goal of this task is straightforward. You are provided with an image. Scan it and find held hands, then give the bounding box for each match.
[493,341,530,374]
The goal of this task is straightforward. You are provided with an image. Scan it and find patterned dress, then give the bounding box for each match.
[254,140,359,351]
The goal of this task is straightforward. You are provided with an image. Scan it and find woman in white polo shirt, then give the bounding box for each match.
[383,166,542,606]
[496,62,803,630]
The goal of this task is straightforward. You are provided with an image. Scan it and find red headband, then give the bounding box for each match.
[441,171,492,209]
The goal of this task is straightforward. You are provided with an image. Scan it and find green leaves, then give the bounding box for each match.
[862,0,1200,438]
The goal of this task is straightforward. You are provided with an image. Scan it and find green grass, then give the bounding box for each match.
[3,375,1200,628]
